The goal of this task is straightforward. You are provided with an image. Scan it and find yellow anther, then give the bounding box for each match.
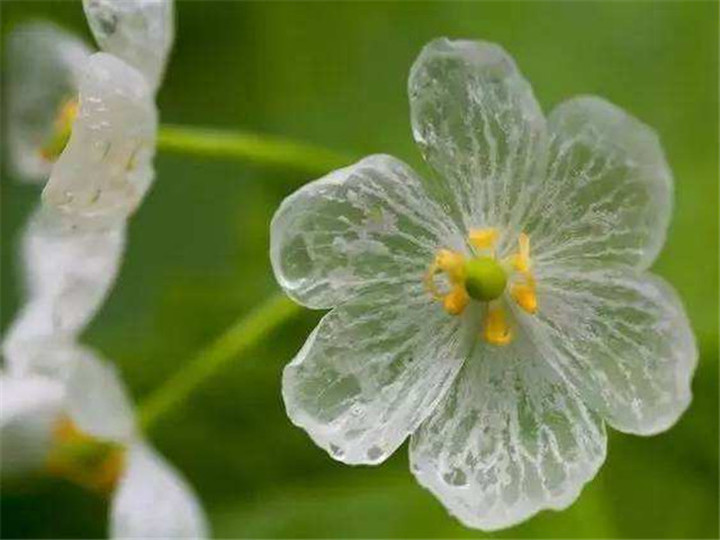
[40,98,78,162]
[436,249,466,283]
[443,285,470,315]
[484,304,512,346]
[46,417,126,494]
[469,228,499,251]
[511,282,538,314]
[512,232,531,274]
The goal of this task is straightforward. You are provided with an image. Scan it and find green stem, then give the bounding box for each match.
[157,125,355,173]
[138,293,302,431]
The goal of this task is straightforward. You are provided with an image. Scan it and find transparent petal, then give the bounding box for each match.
[271,154,462,309]
[527,267,697,435]
[0,373,64,476]
[410,328,607,531]
[527,96,673,269]
[83,0,175,91]
[63,346,136,443]
[42,52,158,231]
[283,286,475,465]
[5,23,91,182]
[409,38,548,234]
[110,442,209,539]
[2,209,125,368]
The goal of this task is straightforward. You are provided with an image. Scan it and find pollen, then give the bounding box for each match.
[46,417,126,494]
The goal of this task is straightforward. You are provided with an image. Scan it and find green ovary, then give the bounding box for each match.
[463,256,507,301]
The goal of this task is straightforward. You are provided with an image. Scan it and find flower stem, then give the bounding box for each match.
[157,125,354,173]
[138,293,302,432]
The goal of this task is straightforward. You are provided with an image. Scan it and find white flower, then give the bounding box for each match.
[1,344,208,538]
[82,0,175,92]
[270,38,697,530]
[2,209,125,371]
[5,0,173,228]
[42,51,158,230]
[6,23,91,182]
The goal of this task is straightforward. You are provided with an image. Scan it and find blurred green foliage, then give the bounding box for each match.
[1,1,718,538]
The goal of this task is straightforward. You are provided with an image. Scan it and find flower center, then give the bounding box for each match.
[424,228,538,346]
[39,98,78,162]
[45,417,126,494]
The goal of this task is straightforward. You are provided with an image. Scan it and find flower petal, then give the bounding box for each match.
[63,346,136,443]
[6,23,91,182]
[409,38,548,233]
[42,52,158,230]
[528,267,697,435]
[528,96,672,269]
[2,210,125,369]
[0,373,64,476]
[271,154,461,309]
[409,328,607,531]
[283,286,475,465]
[110,442,209,538]
[83,0,175,91]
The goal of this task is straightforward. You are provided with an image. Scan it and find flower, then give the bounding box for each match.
[2,209,125,370]
[2,3,209,536]
[1,343,208,538]
[5,0,172,228]
[270,38,697,530]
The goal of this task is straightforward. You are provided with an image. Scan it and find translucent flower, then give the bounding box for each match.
[5,0,173,227]
[1,344,208,538]
[270,38,697,530]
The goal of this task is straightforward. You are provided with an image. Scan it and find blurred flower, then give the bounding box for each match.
[2,209,125,370]
[2,2,209,536]
[41,51,158,230]
[1,344,208,538]
[82,0,175,93]
[5,0,172,228]
[6,23,91,183]
[270,38,697,530]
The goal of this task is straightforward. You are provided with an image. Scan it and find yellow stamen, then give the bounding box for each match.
[469,228,499,251]
[436,249,466,283]
[512,232,531,274]
[46,417,125,494]
[511,282,538,314]
[39,98,78,162]
[425,249,466,299]
[443,285,470,315]
[484,304,512,346]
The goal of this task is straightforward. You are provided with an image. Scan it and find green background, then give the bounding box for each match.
[1,1,718,538]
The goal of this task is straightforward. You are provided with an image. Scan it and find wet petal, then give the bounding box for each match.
[110,442,208,538]
[5,22,91,182]
[528,267,697,435]
[271,154,461,309]
[410,329,607,531]
[0,373,65,476]
[83,0,175,91]
[2,210,125,367]
[528,97,673,269]
[63,346,136,443]
[283,286,474,465]
[409,38,548,234]
[42,52,158,230]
